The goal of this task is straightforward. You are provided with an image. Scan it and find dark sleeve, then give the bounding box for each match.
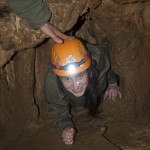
[107,69,118,85]
[102,46,118,85]
[7,0,51,29]
[44,68,74,134]
[87,44,118,95]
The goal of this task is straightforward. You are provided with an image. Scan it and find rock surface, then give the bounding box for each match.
[0,0,150,149]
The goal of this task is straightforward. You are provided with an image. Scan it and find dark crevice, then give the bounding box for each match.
[65,9,90,36]
[2,51,18,68]
[1,48,28,68]
[103,135,123,150]
[0,68,9,95]
[35,38,49,48]
[33,48,40,118]
[0,6,11,18]
[65,17,86,36]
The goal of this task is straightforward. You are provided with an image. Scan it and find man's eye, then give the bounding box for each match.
[77,73,84,79]
[64,77,71,82]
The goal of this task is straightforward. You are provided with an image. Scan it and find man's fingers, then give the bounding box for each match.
[50,35,63,43]
[118,91,122,99]
[63,138,74,145]
[111,91,117,103]
[62,134,74,145]
[48,23,74,42]
[62,128,75,145]
[69,128,76,134]
[54,29,73,39]
[104,90,108,100]
[40,23,73,43]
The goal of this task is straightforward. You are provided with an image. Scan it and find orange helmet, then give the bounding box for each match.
[50,38,91,76]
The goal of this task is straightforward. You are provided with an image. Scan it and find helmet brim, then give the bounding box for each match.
[53,58,91,76]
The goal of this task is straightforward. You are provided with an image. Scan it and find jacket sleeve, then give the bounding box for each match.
[7,0,51,29]
[87,44,118,95]
[101,46,118,85]
[44,68,74,134]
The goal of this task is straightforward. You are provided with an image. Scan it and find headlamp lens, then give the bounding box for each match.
[67,64,76,74]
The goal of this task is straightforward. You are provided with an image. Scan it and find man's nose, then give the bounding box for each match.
[72,80,79,89]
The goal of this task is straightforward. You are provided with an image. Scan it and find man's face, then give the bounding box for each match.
[60,71,88,97]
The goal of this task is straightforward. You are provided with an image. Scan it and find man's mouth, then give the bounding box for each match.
[73,89,82,93]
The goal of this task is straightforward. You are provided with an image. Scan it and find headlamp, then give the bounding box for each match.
[51,58,88,75]
[67,64,76,74]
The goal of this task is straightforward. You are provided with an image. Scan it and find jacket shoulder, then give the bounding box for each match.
[85,43,110,65]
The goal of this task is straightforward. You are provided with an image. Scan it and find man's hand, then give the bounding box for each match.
[40,23,74,43]
[104,83,121,103]
[61,128,76,145]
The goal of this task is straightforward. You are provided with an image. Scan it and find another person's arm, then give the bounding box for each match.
[7,0,50,29]
[7,0,73,43]
[40,23,74,43]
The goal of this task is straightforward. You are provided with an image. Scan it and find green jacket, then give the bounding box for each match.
[44,44,117,134]
[7,0,51,29]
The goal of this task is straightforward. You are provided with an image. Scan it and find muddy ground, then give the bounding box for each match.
[0,107,150,150]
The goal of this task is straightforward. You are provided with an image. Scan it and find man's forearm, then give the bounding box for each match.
[7,0,51,29]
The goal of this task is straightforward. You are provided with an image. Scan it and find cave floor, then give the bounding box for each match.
[0,108,150,150]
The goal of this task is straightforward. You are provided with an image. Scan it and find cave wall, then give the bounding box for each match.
[0,0,101,131]
[0,0,150,132]
[76,0,150,119]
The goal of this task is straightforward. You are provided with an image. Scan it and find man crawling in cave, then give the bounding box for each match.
[44,38,121,145]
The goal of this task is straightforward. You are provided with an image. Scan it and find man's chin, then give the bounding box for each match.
[71,91,85,97]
